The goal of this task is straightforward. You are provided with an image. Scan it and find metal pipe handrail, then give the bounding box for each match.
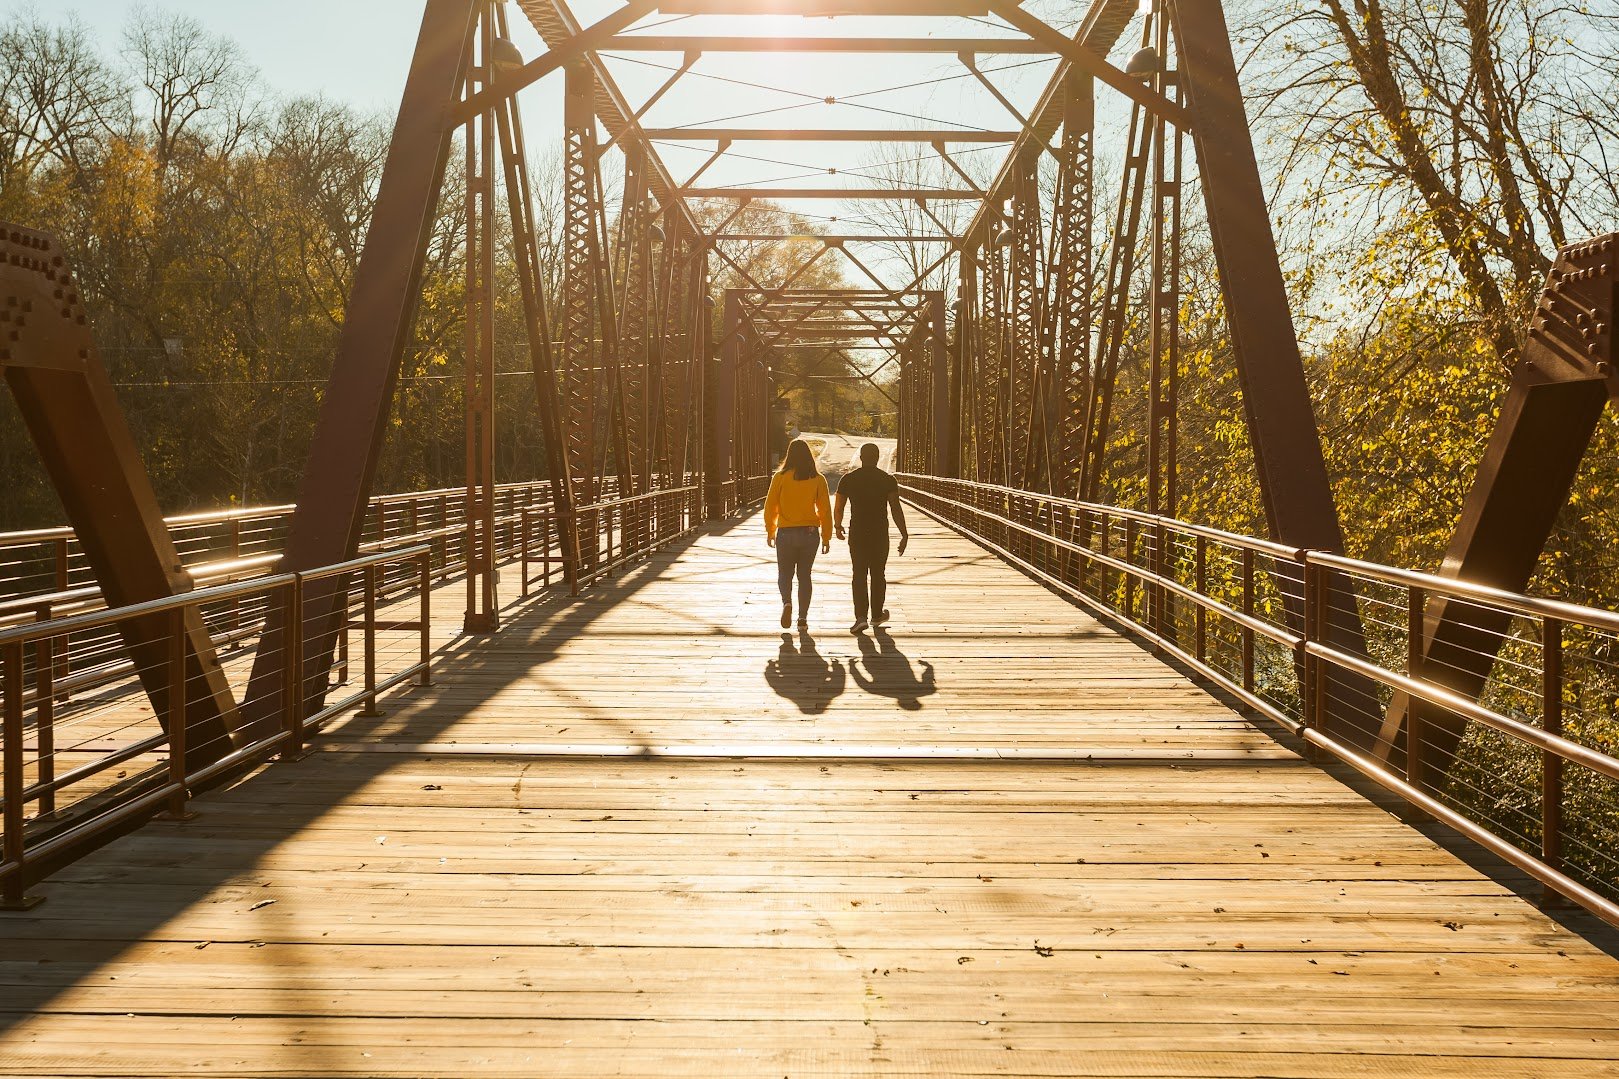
[899,473,1619,926]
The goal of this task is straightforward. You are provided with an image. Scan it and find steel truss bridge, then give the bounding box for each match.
[0,0,1617,1073]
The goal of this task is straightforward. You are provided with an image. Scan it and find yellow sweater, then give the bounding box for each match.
[764,471,832,543]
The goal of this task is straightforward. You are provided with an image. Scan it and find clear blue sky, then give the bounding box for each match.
[13,1,1065,198]
[33,0,425,113]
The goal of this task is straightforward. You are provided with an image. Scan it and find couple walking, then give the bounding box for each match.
[764,438,909,634]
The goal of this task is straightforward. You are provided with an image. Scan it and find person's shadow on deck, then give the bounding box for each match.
[764,629,845,714]
[852,628,936,711]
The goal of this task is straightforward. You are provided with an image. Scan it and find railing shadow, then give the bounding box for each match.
[0,518,733,1040]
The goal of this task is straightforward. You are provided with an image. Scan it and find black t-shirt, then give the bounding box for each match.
[839,466,898,537]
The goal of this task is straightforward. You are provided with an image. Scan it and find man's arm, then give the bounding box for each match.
[889,491,909,556]
[834,490,848,540]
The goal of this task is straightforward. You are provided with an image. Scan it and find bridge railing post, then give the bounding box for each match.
[1405,584,1426,793]
[1541,615,1564,901]
[160,607,195,822]
[360,564,380,718]
[1194,534,1207,665]
[418,550,433,689]
[1241,548,1255,695]
[282,578,305,760]
[1,640,37,908]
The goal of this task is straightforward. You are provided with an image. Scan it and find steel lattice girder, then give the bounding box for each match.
[1050,75,1094,499]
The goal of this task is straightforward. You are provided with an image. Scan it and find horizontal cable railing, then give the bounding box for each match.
[0,545,433,908]
[900,473,1619,928]
[0,479,708,905]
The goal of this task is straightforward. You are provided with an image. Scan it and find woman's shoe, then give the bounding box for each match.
[780,604,792,629]
[850,618,869,634]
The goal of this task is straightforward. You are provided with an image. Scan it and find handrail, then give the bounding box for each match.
[0,544,436,908]
[899,472,1619,928]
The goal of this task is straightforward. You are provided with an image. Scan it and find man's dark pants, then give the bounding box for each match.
[849,529,890,620]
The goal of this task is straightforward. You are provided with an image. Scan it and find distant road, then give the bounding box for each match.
[795,431,896,491]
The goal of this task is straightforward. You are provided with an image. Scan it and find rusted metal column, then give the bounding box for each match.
[614,147,653,554]
[981,241,1008,486]
[1146,11,1183,521]
[927,291,953,476]
[490,46,580,589]
[1171,0,1377,746]
[1378,238,1613,765]
[956,248,980,481]
[243,0,477,728]
[707,290,742,519]
[1007,152,1043,490]
[2,225,241,767]
[462,1,499,634]
[562,61,605,566]
[1051,74,1094,500]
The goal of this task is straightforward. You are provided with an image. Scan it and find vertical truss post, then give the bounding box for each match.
[1008,153,1043,491]
[927,291,953,476]
[1081,72,1153,504]
[1171,0,1378,746]
[981,241,1008,485]
[562,62,604,569]
[489,13,579,590]
[462,2,499,634]
[1146,12,1183,522]
[1051,74,1094,500]
[956,247,980,481]
[708,290,742,519]
[616,147,653,554]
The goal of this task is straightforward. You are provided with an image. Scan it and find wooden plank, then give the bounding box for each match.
[0,508,1616,1076]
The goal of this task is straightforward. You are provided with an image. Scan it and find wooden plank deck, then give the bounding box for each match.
[1,508,1616,1077]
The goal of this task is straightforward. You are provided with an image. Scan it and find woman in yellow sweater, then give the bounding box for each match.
[764,439,833,629]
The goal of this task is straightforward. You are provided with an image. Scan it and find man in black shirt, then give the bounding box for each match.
[833,443,910,634]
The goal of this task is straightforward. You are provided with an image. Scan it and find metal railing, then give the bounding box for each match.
[0,480,624,707]
[0,480,569,608]
[0,475,709,906]
[0,545,433,908]
[901,473,1619,928]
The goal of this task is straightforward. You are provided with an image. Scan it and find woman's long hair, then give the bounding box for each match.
[779,438,818,481]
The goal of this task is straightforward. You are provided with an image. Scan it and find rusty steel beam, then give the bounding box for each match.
[715,233,958,242]
[682,187,983,200]
[1049,74,1093,499]
[244,0,477,730]
[659,0,989,13]
[1380,236,1618,772]
[463,7,499,634]
[1171,0,1378,748]
[605,35,1051,53]
[1,224,242,771]
[962,0,1137,250]
[647,129,1018,143]
[517,0,702,240]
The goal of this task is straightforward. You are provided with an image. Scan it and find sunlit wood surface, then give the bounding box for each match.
[1,510,1616,1077]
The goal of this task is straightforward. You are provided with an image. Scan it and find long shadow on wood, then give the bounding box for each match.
[0,518,749,1040]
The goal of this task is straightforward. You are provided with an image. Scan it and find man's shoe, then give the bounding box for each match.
[874,609,891,627]
[850,618,869,635]
[780,604,792,629]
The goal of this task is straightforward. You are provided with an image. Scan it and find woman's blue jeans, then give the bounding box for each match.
[775,526,820,612]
